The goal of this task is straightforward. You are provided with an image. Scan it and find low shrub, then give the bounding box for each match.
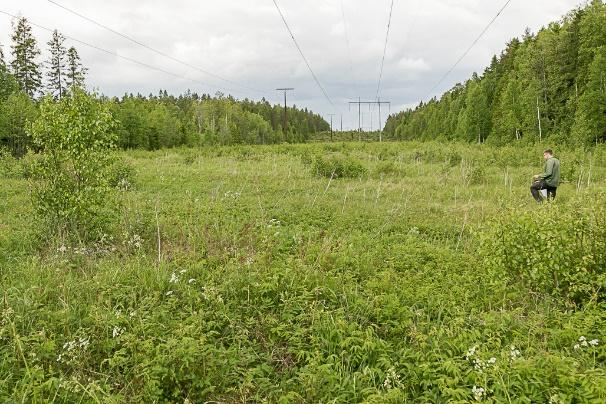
[479,196,606,306]
[108,158,136,191]
[0,148,21,178]
[311,155,367,178]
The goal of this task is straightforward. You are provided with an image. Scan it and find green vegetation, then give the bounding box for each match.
[28,89,118,242]
[385,0,606,147]
[0,17,329,157]
[2,141,606,402]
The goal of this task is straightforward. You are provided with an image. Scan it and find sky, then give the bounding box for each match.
[0,0,587,130]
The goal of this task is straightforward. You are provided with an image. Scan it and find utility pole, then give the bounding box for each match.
[327,114,335,141]
[349,98,390,142]
[340,114,343,132]
[276,88,294,134]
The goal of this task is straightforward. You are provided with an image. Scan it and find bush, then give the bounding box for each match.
[311,155,367,178]
[374,160,402,177]
[479,197,606,305]
[0,148,21,178]
[27,89,118,242]
[460,160,486,185]
[108,158,136,191]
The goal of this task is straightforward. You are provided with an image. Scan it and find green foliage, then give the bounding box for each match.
[385,1,606,146]
[27,89,118,241]
[460,160,486,186]
[0,91,37,157]
[480,197,606,305]
[311,154,368,178]
[572,46,606,145]
[111,92,329,150]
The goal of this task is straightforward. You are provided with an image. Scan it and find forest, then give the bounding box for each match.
[384,0,606,147]
[0,17,329,157]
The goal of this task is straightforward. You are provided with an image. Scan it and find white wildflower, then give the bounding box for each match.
[472,385,485,401]
[487,357,497,365]
[78,337,89,348]
[573,344,581,350]
[188,278,196,284]
[57,336,90,363]
[112,326,124,338]
[165,290,174,296]
[267,218,281,228]
[589,339,599,347]
[509,345,521,360]
[465,345,477,360]
[408,227,420,236]
[169,272,179,284]
[383,367,401,390]
[58,245,67,253]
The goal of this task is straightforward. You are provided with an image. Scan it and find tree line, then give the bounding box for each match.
[0,17,329,156]
[384,0,606,147]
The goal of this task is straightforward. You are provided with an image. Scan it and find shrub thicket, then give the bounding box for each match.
[480,196,606,305]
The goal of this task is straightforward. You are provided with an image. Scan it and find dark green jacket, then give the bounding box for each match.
[540,157,561,188]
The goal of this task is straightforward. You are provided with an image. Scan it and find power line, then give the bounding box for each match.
[0,9,251,97]
[375,0,394,100]
[47,0,269,98]
[425,0,514,100]
[271,0,337,110]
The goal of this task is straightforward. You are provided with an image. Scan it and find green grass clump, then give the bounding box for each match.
[311,154,367,178]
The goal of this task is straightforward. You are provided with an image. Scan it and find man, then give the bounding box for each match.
[530,149,560,202]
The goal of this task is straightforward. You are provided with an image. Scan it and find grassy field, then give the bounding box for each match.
[2,141,606,402]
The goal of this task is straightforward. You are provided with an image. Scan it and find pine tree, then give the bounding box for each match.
[46,30,68,99]
[66,46,87,89]
[0,42,5,67]
[10,17,42,98]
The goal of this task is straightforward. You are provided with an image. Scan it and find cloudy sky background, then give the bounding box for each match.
[0,0,586,130]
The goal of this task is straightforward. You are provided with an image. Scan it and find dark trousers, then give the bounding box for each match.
[530,180,557,202]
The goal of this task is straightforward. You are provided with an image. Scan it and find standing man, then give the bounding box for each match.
[530,149,561,202]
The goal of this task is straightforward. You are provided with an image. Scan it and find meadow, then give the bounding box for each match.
[2,141,606,402]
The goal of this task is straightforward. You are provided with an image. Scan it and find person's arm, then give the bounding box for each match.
[539,159,554,180]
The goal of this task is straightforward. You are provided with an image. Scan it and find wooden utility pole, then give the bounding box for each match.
[327,113,335,141]
[276,88,294,133]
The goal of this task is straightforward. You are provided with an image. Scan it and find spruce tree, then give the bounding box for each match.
[10,17,42,98]
[66,46,87,89]
[46,30,68,99]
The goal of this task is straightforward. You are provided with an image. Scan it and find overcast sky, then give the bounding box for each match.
[0,0,586,130]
